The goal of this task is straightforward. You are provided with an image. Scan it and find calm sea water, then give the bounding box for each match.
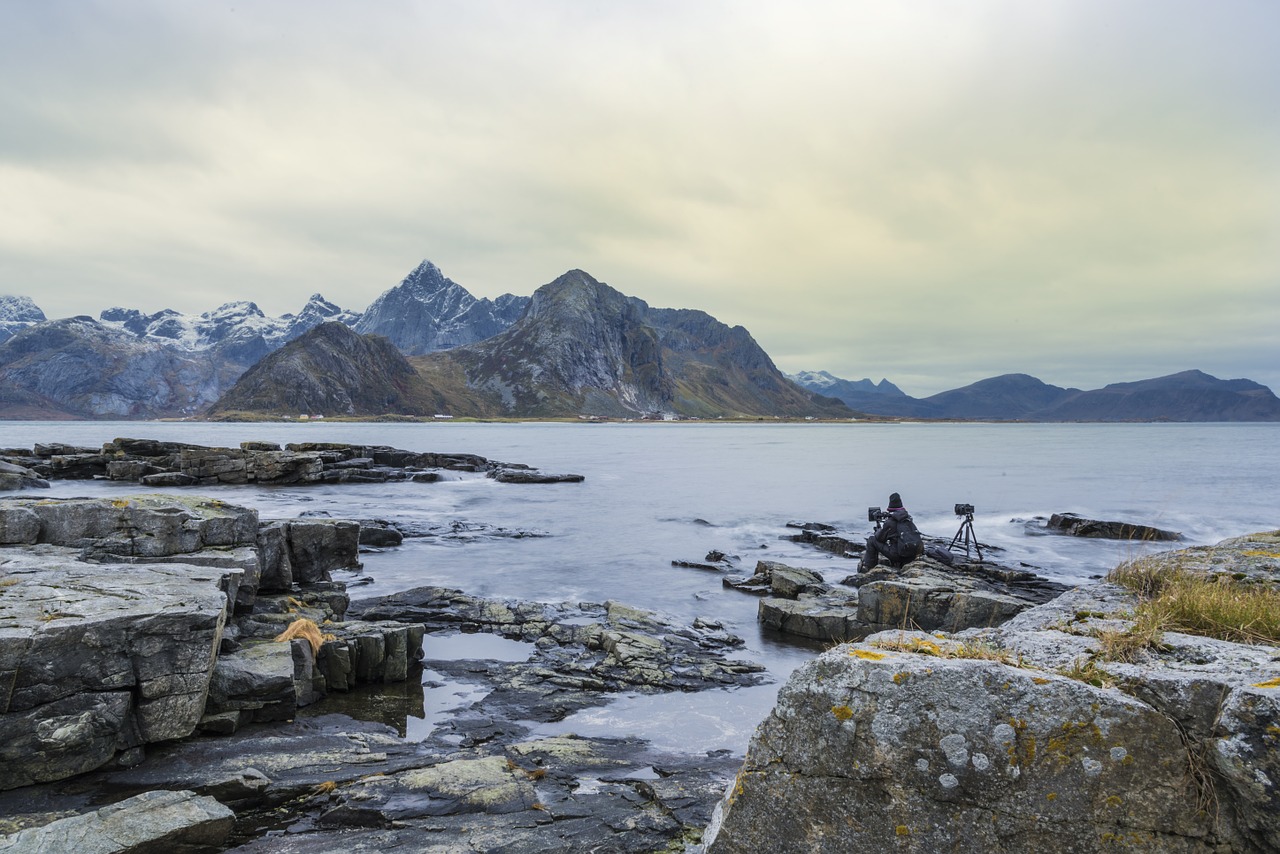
[4,421,1277,752]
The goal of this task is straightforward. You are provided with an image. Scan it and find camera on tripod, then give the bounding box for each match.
[948,501,983,561]
[867,506,888,523]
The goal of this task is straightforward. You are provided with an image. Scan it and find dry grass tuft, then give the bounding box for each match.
[274,618,325,655]
[871,634,1018,666]
[1109,558,1280,647]
[1059,657,1117,689]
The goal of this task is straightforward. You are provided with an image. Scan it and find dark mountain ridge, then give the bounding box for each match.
[208,322,450,417]
[413,270,852,419]
[1032,370,1280,422]
[792,369,1280,422]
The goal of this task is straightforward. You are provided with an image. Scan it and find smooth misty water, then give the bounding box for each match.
[4,421,1277,754]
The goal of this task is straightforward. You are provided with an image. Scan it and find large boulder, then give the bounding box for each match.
[758,593,862,641]
[0,461,49,492]
[0,789,234,854]
[0,494,259,559]
[855,561,1033,633]
[754,557,1066,643]
[705,636,1213,853]
[0,553,230,790]
[255,521,294,592]
[282,519,361,583]
[1044,512,1181,541]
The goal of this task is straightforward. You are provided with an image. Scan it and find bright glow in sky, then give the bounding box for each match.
[2,1,1277,395]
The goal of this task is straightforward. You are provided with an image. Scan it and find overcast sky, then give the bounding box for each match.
[2,1,1277,396]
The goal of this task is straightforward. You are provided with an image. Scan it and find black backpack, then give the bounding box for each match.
[895,517,924,560]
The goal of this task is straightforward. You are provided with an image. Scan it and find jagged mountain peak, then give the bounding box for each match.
[526,270,647,326]
[202,300,266,320]
[0,295,46,324]
[354,260,531,355]
[0,295,49,345]
[789,370,907,400]
[286,293,361,333]
[397,259,458,298]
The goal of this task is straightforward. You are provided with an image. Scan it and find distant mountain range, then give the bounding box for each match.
[788,369,1280,422]
[2,259,1277,421]
[0,261,525,419]
[212,271,849,419]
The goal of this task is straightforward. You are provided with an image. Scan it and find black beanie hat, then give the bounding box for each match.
[888,493,903,509]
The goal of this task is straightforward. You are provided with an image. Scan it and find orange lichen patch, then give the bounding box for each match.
[892,672,908,685]
[1004,718,1036,767]
[895,825,910,836]
[831,705,854,721]
[274,618,325,655]
[1046,792,1057,801]
[1032,677,1052,685]
[1043,721,1104,768]
[1252,677,1280,689]
[873,637,942,656]
[851,649,886,661]
[1105,795,1123,808]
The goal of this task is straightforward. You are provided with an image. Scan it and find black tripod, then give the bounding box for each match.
[949,512,984,562]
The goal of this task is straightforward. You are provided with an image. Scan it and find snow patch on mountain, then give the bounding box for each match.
[788,370,905,396]
[98,294,361,354]
[0,295,47,344]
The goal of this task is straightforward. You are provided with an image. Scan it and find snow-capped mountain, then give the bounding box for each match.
[787,370,905,397]
[281,294,363,341]
[0,261,532,419]
[0,295,47,344]
[0,316,242,419]
[354,260,529,355]
[98,293,362,364]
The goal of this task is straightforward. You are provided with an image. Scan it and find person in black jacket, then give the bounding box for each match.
[859,492,924,571]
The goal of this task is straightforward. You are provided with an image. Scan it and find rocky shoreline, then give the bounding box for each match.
[0,437,585,489]
[3,436,1271,853]
[0,483,766,852]
[703,531,1280,853]
[675,522,1070,645]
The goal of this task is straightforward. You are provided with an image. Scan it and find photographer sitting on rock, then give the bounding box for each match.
[859,492,924,571]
